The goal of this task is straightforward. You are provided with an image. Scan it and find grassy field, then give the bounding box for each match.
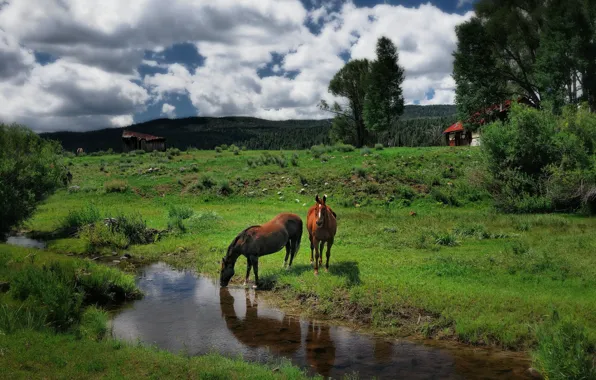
[11,145,596,354]
[0,243,315,379]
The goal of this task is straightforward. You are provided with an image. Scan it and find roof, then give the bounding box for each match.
[122,130,165,141]
[443,121,464,134]
[443,97,532,134]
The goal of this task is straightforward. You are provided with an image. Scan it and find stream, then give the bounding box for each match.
[110,262,533,380]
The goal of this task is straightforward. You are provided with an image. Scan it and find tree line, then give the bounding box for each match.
[453,0,596,128]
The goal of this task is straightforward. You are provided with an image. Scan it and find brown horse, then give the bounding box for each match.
[220,213,303,288]
[307,194,337,275]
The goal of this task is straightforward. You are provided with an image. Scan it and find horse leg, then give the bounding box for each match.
[318,241,324,268]
[325,240,333,272]
[251,256,259,289]
[283,241,291,269]
[309,233,314,266]
[313,238,320,275]
[244,258,253,287]
[288,238,297,267]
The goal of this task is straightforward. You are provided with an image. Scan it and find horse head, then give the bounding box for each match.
[220,256,235,287]
[315,194,336,227]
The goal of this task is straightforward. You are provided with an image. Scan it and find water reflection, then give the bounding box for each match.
[111,263,532,380]
[219,287,302,356]
[6,235,46,249]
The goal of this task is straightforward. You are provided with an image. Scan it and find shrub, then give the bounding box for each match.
[60,204,102,231]
[215,146,222,153]
[482,103,596,213]
[0,124,67,240]
[167,205,194,233]
[374,143,384,150]
[112,212,150,245]
[335,143,355,152]
[361,146,372,155]
[532,311,596,380]
[228,144,238,152]
[104,179,129,193]
[166,147,181,156]
[200,174,216,189]
[291,153,299,166]
[220,144,228,150]
[217,180,233,196]
[81,223,130,250]
[233,147,240,155]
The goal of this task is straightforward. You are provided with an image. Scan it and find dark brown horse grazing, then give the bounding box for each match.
[220,213,303,288]
[307,194,337,275]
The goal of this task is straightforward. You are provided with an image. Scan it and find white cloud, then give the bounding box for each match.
[457,0,475,8]
[0,0,473,132]
[161,103,176,118]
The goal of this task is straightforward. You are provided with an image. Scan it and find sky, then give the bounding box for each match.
[0,0,475,133]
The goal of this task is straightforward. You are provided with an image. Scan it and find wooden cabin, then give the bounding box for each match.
[444,97,534,147]
[122,130,166,152]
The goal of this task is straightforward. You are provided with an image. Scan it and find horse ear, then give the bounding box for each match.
[315,194,320,204]
[323,194,327,204]
[331,210,337,218]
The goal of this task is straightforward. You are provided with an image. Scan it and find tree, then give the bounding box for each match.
[363,36,405,132]
[0,124,67,240]
[453,0,596,127]
[319,58,370,147]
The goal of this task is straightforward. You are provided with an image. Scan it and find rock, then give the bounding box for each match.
[68,185,80,192]
[112,260,121,264]
[302,203,307,206]
[527,368,543,379]
[324,182,329,186]
[123,253,132,259]
[383,227,397,233]
[262,188,268,192]
[295,199,300,203]
[304,183,308,187]
[120,256,128,260]
[299,188,306,194]
[179,167,186,172]
[279,196,284,200]
[277,191,282,195]
[112,251,118,256]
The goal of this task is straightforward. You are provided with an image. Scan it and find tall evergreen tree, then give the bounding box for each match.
[363,36,405,132]
[319,59,371,147]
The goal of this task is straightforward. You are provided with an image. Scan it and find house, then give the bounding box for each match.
[122,130,166,152]
[443,97,534,147]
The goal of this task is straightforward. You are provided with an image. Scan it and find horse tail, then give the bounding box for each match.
[293,218,303,256]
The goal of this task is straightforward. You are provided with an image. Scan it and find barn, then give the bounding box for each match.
[122,131,166,152]
[444,97,533,147]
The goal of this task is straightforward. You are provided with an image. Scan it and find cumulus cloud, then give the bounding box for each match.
[0,0,472,132]
[161,103,176,118]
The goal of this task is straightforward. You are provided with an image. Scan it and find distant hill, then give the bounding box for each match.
[40,105,456,152]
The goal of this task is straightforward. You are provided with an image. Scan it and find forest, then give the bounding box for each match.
[40,105,456,153]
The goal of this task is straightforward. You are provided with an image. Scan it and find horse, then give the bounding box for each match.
[76,148,84,156]
[307,194,337,275]
[220,213,303,288]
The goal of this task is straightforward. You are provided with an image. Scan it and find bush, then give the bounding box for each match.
[482,103,596,213]
[104,179,128,193]
[374,143,384,150]
[167,205,194,233]
[291,153,299,166]
[217,180,233,196]
[78,306,109,341]
[60,204,102,231]
[335,143,355,152]
[532,311,596,380]
[166,147,181,156]
[0,124,67,240]
[361,146,372,155]
[215,146,222,153]
[200,174,216,189]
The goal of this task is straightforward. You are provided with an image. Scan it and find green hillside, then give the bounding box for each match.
[40,105,456,153]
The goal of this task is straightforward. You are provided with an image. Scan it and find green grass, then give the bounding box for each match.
[0,244,314,380]
[15,146,596,357]
[0,330,314,379]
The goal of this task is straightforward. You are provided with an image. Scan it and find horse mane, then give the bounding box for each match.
[225,224,260,258]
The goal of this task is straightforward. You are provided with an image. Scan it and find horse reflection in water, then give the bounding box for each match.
[219,288,302,356]
[305,321,336,378]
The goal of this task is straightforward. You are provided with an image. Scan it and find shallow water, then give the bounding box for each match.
[111,262,532,379]
[6,235,47,249]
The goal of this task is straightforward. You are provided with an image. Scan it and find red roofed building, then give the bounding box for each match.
[122,130,166,152]
[444,96,534,147]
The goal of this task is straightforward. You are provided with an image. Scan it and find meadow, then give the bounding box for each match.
[19,145,596,347]
[3,144,596,377]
